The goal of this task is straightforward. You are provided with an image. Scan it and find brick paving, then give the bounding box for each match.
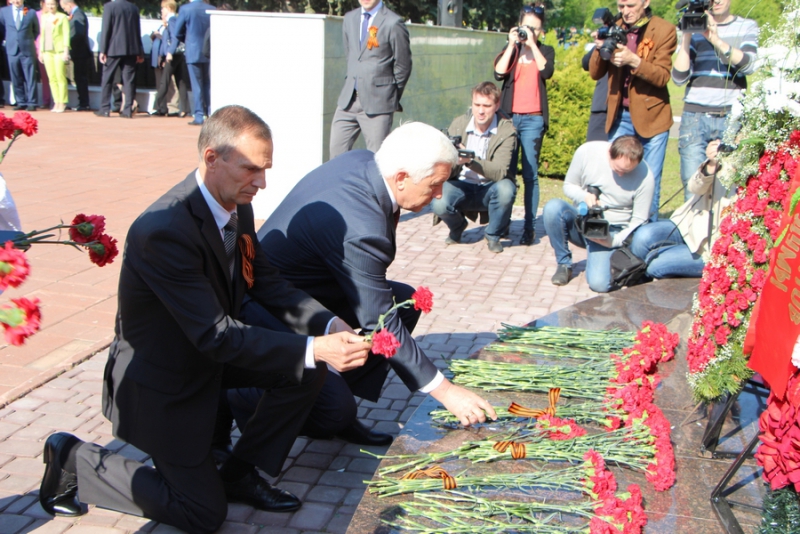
[0,111,596,533]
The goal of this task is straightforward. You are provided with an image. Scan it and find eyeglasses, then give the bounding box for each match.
[523,4,546,16]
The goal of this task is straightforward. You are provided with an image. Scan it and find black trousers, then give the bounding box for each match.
[155,54,189,114]
[99,55,136,114]
[226,281,421,438]
[71,55,91,108]
[75,362,326,533]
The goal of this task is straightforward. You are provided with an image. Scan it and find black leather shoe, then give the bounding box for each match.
[40,432,86,517]
[223,469,301,512]
[188,119,204,126]
[76,106,91,112]
[119,111,133,118]
[150,110,168,116]
[520,228,534,246]
[485,237,503,254]
[94,111,110,118]
[336,420,393,446]
[13,105,25,110]
[26,106,36,111]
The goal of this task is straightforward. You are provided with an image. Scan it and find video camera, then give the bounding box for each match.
[592,8,629,61]
[675,0,710,33]
[576,186,609,239]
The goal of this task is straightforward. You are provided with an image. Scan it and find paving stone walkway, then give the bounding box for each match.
[0,112,597,533]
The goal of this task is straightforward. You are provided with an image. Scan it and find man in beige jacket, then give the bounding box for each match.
[431,81,517,253]
[630,140,733,277]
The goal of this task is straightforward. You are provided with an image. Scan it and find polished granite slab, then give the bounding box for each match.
[347,278,767,533]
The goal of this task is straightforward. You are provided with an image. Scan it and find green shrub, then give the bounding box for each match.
[540,42,596,177]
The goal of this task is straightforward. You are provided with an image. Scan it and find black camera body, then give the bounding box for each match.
[448,135,462,148]
[576,186,610,239]
[677,0,710,33]
[592,8,629,61]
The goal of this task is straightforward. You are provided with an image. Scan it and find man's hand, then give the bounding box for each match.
[166,52,173,63]
[136,55,144,64]
[508,26,520,45]
[99,52,107,64]
[430,378,497,427]
[703,13,721,47]
[584,192,599,207]
[611,44,641,69]
[314,332,371,373]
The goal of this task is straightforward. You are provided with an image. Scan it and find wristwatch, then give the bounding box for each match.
[721,45,732,59]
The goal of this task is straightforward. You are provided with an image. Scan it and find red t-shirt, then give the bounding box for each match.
[512,57,541,114]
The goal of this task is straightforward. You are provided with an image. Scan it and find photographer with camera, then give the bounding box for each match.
[542,136,653,291]
[673,0,758,200]
[630,139,734,278]
[494,3,555,246]
[588,0,676,222]
[431,81,517,253]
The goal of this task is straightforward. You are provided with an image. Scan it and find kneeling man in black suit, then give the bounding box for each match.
[225,122,498,448]
[37,106,372,533]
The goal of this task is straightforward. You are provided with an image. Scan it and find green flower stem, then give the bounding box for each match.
[0,132,21,165]
[365,296,416,340]
[492,324,635,360]
[429,400,623,428]
[450,359,617,399]
[368,465,589,497]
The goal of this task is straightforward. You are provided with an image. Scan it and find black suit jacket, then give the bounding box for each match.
[258,150,439,397]
[68,7,91,59]
[99,0,143,57]
[103,172,335,467]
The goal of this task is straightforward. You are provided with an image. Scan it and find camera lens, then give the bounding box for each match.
[518,28,528,41]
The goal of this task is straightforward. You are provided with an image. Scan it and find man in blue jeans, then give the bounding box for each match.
[672,0,758,200]
[431,81,517,253]
[169,0,215,125]
[543,136,653,292]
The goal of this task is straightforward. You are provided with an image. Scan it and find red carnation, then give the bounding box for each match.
[372,329,400,358]
[0,114,15,141]
[1,297,41,346]
[87,234,119,267]
[0,241,29,290]
[69,214,106,244]
[411,286,433,313]
[11,111,37,137]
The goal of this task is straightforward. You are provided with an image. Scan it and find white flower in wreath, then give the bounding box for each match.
[792,333,800,368]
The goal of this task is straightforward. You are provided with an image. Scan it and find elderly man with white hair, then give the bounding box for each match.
[219,122,497,451]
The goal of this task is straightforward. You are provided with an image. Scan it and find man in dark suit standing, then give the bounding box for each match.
[0,0,39,110]
[234,123,496,446]
[95,0,143,118]
[37,106,372,532]
[60,0,91,111]
[329,0,411,158]
[169,0,214,125]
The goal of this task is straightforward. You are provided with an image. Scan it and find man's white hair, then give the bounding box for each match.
[374,122,458,184]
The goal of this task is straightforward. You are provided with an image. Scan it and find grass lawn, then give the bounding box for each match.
[531,138,684,219]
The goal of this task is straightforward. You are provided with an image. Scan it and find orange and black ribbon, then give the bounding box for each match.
[239,235,256,289]
[638,38,654,61]
[507,387,561,419]
[400,466,457,490]
[367,26,379,50]
[492,440,527,459]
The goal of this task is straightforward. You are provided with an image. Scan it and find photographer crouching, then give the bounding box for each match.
[630,139,734,278]
[542,136,653,291]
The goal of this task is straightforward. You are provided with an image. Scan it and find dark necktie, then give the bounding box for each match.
[223,212,238,279]
[360,12,371,50]
[393,210,400,229]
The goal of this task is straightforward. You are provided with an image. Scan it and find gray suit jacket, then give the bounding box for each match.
[336,4,412,115]
[103,172,334,467]
[258,150,438,397]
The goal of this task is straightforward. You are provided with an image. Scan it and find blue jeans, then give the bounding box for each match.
[512,113,545,231]
[431,179,517,241]
[630,219,704,278]
[187,62,211,122]
[678,111,728,201]
[609,110,669,221]
[542,198,619,293]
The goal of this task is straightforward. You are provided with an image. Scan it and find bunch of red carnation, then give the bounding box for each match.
[369,286,434,357]
[755,372,800,492]
[68,214,119,267]
[687,132,800,385]
[583,449,648,534]
[0,297,40,346]
[0,111,37,142]
[0,241,30,291]
[535,414,587,441]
